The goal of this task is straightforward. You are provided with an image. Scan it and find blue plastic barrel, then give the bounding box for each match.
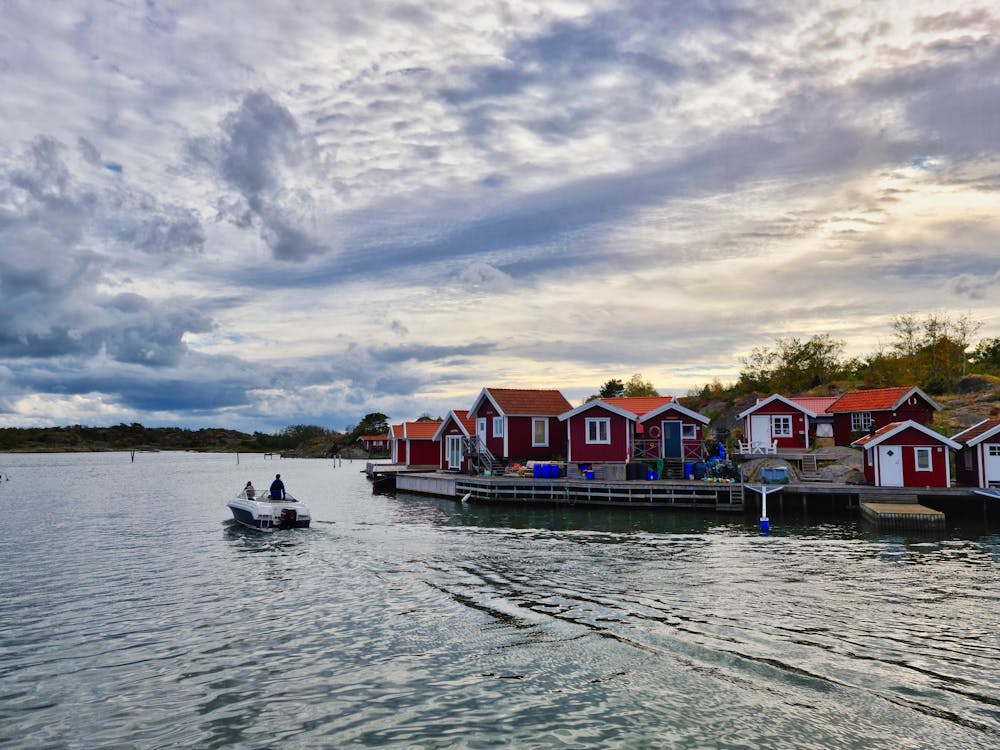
[533,464,543,478]
[647,470,658,481]
[684,462,694,479]
[585,470,594,480]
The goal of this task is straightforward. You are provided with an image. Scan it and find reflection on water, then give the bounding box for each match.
[1,452,999,748]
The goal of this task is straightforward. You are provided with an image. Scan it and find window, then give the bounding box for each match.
[585,417,610,444]
[682,424,697,440]
[772,415,792,437]
[532,418,549,447]
[989,445,1000,457]
[914,447,932,472]
[492,417,504,437]
[963,450,972,470]
[851,412,873,431]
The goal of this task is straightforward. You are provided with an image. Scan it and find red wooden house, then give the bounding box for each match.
[358,434,389,452]
[433,410,477,472]
[737,394,830,453]
[467,387,571,462]
[827,386,940,447]
[851,420,960,488]
[389,421,442,467]
[558,396,709,464]
[636,400,711,460]
[951,417,1000,489]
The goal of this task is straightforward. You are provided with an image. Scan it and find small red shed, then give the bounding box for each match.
[737,394,820,452]
[635,400,710,461]
[467,387,571,462]
[358,435,389,452]
[951,417,1000,489]
[433,410,477,472]
[389,421,442,467]
[851,420,960,488]
[827,386,940,447]
[558,397,673,464]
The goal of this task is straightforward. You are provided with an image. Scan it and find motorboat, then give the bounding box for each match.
[227,487,311,531]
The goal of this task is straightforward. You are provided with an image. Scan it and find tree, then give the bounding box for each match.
[599,378,625,398]
[970,337,1000,374]
[737,335,847,393]
[351,412,389,440]
[624,373,659,397]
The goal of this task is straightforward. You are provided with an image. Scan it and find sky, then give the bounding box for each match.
[2,1,999,433]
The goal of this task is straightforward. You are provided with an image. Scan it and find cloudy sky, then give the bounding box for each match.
[2,2,999,432]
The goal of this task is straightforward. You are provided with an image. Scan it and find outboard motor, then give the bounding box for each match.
[278,508,298,530]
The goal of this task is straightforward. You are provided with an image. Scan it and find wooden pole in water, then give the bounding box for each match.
[131,450,135,462]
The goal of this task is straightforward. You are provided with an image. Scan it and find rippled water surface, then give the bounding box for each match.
[2,452,999,748]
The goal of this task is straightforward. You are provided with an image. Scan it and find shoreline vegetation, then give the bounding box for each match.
[3,314,999,458]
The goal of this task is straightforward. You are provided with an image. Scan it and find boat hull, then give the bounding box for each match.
[227,495,311,531]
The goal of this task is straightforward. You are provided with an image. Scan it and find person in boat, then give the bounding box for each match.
[269,474,285,501]
[244,481,256,499]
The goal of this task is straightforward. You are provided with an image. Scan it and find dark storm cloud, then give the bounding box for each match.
[194,91,330,261]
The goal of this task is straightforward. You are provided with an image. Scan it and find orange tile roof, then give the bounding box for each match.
[789,396,839,414]
[486,388,572,415]
[390,424,404,438]
[453,409,477,435]
[359,434,388,441]
[404,421,442,440]
[602,396,674,418]
[952,417,1000,445]
[851,421,904,446]
[827,387,914,413]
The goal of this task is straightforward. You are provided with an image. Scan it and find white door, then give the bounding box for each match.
[477,418,487,450]
[878,445,904,487]
[750,415,771,447]
[446,435,463,470]
[985,444,1000,486]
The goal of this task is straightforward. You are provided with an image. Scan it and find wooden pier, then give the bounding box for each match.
[860,501,945,530]
[396,472,744,511]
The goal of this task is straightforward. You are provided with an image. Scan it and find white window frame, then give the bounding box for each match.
[681,423,697,440]
[988,445,1000,457]
[492,416,504,437]
[585,417,610,444]
[851,411,873,431]
[771,415,792,437]
[914,447,932,472]
[531,418,549,447]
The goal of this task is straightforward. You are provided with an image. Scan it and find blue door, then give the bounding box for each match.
[662,421,682,458]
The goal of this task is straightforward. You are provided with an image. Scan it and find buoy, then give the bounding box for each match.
[460,492,471,504]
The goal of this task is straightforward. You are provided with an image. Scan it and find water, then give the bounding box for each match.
[1,452,999,749]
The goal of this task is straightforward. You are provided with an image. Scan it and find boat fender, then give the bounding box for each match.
[648,425,661,438]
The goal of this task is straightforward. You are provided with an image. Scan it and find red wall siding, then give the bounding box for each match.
[954,446,979,487]
[406,439,439,467]
[653,417,705,460]
[506,416,566,460]
[437,420,469,471]
[745,402,808,450]
[833,403,935,446]
[864,427,951,487]
[567,407,631,463]
[470,402,503,457]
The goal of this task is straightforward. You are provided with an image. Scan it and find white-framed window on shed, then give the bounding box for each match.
[851,412,873,431]
[681,423,697,440]
[914,447,932,472]
[989,445,1000,457]
[532,418,549,447]
[772,415,792,437]
[585,418,610,444]
[492,416,504,437]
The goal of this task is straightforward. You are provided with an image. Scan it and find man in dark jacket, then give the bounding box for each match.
[269,474,285,500]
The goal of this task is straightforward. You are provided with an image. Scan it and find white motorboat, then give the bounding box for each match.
[227,488,311,531]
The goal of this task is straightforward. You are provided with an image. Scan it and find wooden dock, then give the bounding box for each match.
[395,472,744,511]
[860,501,945,530]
